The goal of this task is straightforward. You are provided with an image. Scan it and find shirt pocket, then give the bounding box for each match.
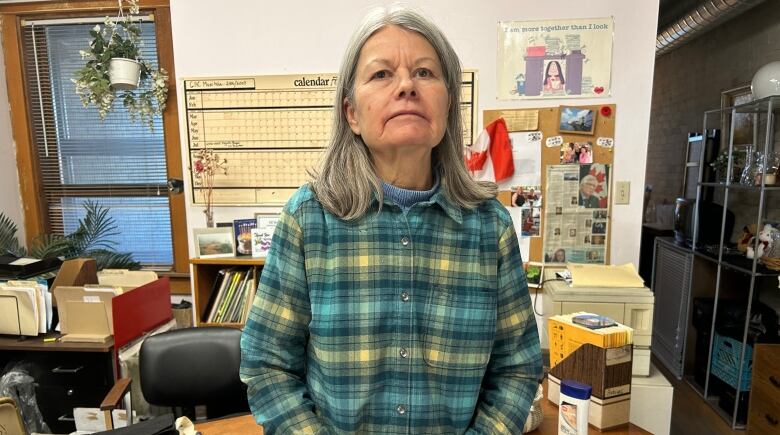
[421,287,496,370]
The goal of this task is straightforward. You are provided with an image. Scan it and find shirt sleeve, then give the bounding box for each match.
[467,222,543,434]
[240,208,329,434]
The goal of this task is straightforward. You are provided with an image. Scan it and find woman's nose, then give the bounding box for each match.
[396,72,417,98]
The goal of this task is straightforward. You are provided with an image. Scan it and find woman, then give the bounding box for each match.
[552,248,566,262]
[240,6,542,435]
[543,60,565,93]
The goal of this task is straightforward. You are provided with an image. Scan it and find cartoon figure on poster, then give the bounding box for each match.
[579,163,609,209]
[543,60,565,95]
[498,17,613,100]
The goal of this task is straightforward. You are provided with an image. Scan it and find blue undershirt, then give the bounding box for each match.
[381,173,439,213]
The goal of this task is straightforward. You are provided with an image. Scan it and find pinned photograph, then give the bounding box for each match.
[592,222,607,234]
[520,207,541,237]
[559,106,596,135]
[560,142,593,164]
[591,235,606,245]
[193,228,235,258]
[545,248,567,263]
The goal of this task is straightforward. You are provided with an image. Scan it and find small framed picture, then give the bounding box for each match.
[525,261,544,288]
[253,213,280,258]
[193,228,235,258]
[233,218,257,256]
[559,106,596,135]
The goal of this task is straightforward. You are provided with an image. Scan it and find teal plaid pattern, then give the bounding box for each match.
[240,185,542,434]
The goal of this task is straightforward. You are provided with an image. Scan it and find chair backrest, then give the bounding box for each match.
[0,397,26,435]
[139,327,248,418]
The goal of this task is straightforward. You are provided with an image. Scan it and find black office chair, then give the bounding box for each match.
[101,327,249,429]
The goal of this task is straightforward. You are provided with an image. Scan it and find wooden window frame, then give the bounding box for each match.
[1,0,190,291]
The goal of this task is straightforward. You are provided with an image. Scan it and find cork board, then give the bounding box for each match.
[483,104,616,263]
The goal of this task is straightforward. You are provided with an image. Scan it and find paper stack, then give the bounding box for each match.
[0,280,51,336]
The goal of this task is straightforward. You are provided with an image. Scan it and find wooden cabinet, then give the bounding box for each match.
[747,344,780,434]
[190,256,264,328]
[0,335,115,434]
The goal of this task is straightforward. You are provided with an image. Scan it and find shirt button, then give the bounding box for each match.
[400,291,409,302]
[396,404,407,415]
[400,348,409,358]
[401,236,410,246]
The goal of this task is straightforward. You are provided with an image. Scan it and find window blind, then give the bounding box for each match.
[21,21,173,268]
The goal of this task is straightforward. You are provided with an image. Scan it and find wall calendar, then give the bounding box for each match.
[184,72,477,205]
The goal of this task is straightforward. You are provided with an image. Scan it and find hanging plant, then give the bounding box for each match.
[72,0,169,130]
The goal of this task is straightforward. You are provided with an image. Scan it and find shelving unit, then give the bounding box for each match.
[191,256,265,329]
[682,96,780,430]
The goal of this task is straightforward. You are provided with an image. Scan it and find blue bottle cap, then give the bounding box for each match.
[561,379,592,400]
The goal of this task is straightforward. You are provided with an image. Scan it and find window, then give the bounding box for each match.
[20,19,173,267]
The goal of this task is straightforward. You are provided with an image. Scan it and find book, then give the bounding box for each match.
[202,269,226,322]
[233,219,257,256]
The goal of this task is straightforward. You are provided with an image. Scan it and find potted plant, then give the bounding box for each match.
[72,0,169,129]
[191,148,229,228]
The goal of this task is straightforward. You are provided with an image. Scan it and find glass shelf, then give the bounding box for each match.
[734,95,780,113]
[698,181,780,190]
[692,248,780,277]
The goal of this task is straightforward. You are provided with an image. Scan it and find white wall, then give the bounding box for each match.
[170,0,659,266]
[0,24,25,242]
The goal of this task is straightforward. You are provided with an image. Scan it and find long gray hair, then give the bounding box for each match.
[310,5,496,220]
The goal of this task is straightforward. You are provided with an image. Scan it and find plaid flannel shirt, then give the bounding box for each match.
[240,185,542,434]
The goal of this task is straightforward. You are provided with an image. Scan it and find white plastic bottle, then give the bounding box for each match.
[558,379,591,435]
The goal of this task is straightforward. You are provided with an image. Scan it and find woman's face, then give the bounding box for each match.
[554,250,565,261]
[345,25,450,155]
[548,62,559,76]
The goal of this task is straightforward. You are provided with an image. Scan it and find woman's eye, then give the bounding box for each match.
[415,68,432,78]
[372,70,389,79]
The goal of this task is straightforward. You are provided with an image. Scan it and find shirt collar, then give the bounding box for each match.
[374,181,463,225]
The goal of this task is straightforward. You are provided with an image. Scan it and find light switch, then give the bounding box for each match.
[615,181,630,205]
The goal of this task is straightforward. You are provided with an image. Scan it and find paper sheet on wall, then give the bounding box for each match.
[507,207,531,260]
[498,131,542,190]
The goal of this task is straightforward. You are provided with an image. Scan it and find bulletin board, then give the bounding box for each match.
[483,104,615,263]
[184,72,478,206]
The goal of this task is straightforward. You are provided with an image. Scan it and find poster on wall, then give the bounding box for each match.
[497,17,614,100]
[542,164,610,264]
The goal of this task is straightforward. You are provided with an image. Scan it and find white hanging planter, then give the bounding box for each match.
[108,57,141,91]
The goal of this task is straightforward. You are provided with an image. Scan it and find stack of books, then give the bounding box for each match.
[202,268,257,324]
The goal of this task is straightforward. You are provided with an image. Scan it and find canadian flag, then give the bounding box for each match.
[464,118,514,182]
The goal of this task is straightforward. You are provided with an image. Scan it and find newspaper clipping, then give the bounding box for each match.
[543,163,610,264]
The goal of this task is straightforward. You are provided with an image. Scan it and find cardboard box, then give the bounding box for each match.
[549,375,630,430]
[50,258,98,304]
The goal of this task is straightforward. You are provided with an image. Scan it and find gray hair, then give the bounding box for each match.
[310,5,496,220]
[580,175,598,188]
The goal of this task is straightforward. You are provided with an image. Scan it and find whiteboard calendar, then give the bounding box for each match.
[184,72,478,205]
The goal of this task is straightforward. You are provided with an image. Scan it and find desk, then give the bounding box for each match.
[195,380,651,435]
[0,333,115,433]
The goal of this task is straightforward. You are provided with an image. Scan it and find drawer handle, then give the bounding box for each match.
[770,375,780,388]
[52,365,84,374]
[57,414,75,422]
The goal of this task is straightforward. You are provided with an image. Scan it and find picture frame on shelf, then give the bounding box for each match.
[720,84,754,147]
[558,106,596,135]
[193,228,235,258]
[253,213,280,258]
[233,218,257,256]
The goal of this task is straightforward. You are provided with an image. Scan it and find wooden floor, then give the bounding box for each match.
[654,359,741,435]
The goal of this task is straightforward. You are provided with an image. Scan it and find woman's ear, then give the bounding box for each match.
[344,97,361,135]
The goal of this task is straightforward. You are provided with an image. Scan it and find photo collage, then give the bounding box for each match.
[509,185,542,237]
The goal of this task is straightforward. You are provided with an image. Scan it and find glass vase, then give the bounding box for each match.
[757,151,780,186]
[740,146,758,186]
